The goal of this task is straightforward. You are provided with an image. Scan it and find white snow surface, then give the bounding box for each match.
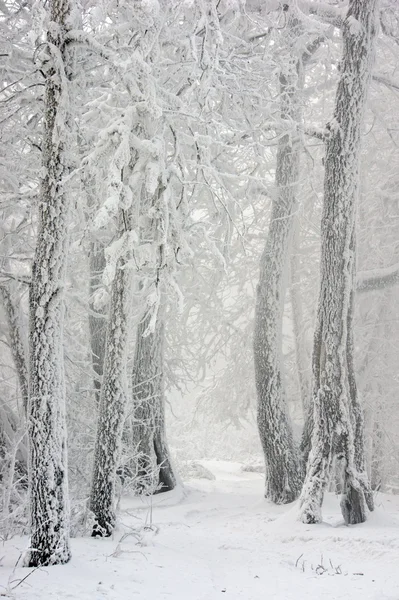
[1,461,399,599]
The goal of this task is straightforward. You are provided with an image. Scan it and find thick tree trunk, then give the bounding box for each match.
[131,307,176,494]
[254,13,303,504]
[90,211,132,537]
[25,0,76,567]
[299,0,378,525]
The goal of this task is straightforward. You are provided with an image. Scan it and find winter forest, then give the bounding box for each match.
[1,0,399,598]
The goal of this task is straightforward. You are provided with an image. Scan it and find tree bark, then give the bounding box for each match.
[0,286,29,415]
[254,11,303,504]
[88,240,107,405]
[0,285,28,486]
[25,0,76,567]
[90,211,132,537]
[131,306,176,494]
[299,0,378,525]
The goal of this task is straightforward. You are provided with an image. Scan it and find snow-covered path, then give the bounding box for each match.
[1,461,399,599]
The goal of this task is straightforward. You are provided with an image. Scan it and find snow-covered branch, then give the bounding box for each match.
[303,126,327,141]
[372,73,399,91]
[357,262,399,293]
[298,0,345,28]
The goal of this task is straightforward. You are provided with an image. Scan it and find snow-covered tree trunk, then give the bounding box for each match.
[0,402,28,479]
[299,0,378,525]
[88,240,107,405]
[89,211,132,537]
[290,233,310,420]
[253,12,303,504]
[0,284,28,485]
[25,0,76,567]
[370,406,385,491]
[131,305,176,494]
[0,285,28,415]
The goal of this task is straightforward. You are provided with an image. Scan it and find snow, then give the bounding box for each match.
[1,461,399,599]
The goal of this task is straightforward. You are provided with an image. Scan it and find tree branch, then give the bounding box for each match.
[372,73,399,91]
[357,262,399,293]
[297,0,345,28]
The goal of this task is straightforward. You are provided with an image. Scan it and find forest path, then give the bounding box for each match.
[1,460,399,600]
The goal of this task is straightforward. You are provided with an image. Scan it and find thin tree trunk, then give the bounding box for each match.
[299,0,378,525]
[25,0,76,567]
[131,306,176,494]
[254,12,303,504]
[290,226,313,477]
[90,211,132,537]
[290,229,310,419]
[0,285,28,484]
[88,241,107,405]
[0,286,29,415]
[370,405,385,491]
[0,403,28,478]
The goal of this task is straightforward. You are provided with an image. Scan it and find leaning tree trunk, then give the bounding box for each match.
[131,305,176,494]
[254,13,303,504]
[25,0,76,567]
[299,0,378,525]
[90,211,132,537]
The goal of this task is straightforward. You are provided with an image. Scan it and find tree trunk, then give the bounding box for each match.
[299,0,378,525]
[290,228,310,420]
[88,240,107,405]
[0,403,28,480]
[0,286,29,415]
[0,285,28,484]
[89,211,132,537]
[25,0,76,567]
[131,306,176,494]
[254,13,303,504]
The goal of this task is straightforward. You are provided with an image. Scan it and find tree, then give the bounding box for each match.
[90,208,133,537]
[131,304,176,494]
[25,0,77,567]
[254,4,325,503]
[299,0,378,525]
[253,17,303,502]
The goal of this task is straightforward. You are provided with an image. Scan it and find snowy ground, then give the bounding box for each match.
[1,461,399,600]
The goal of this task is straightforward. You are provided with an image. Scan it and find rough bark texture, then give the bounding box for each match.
[131,307,176,495]
[253,12,303,504]
[90,213,132,537]
[88,240,107,405]
[299,0,378,525]
[25,0,75,567]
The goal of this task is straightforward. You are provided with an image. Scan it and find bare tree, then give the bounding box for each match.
[299,0,378,525]
[131,305,176,494]
[90,209,132,537]
[88,239,107,405]
[254,7,308,504]
[25,0,77,567]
